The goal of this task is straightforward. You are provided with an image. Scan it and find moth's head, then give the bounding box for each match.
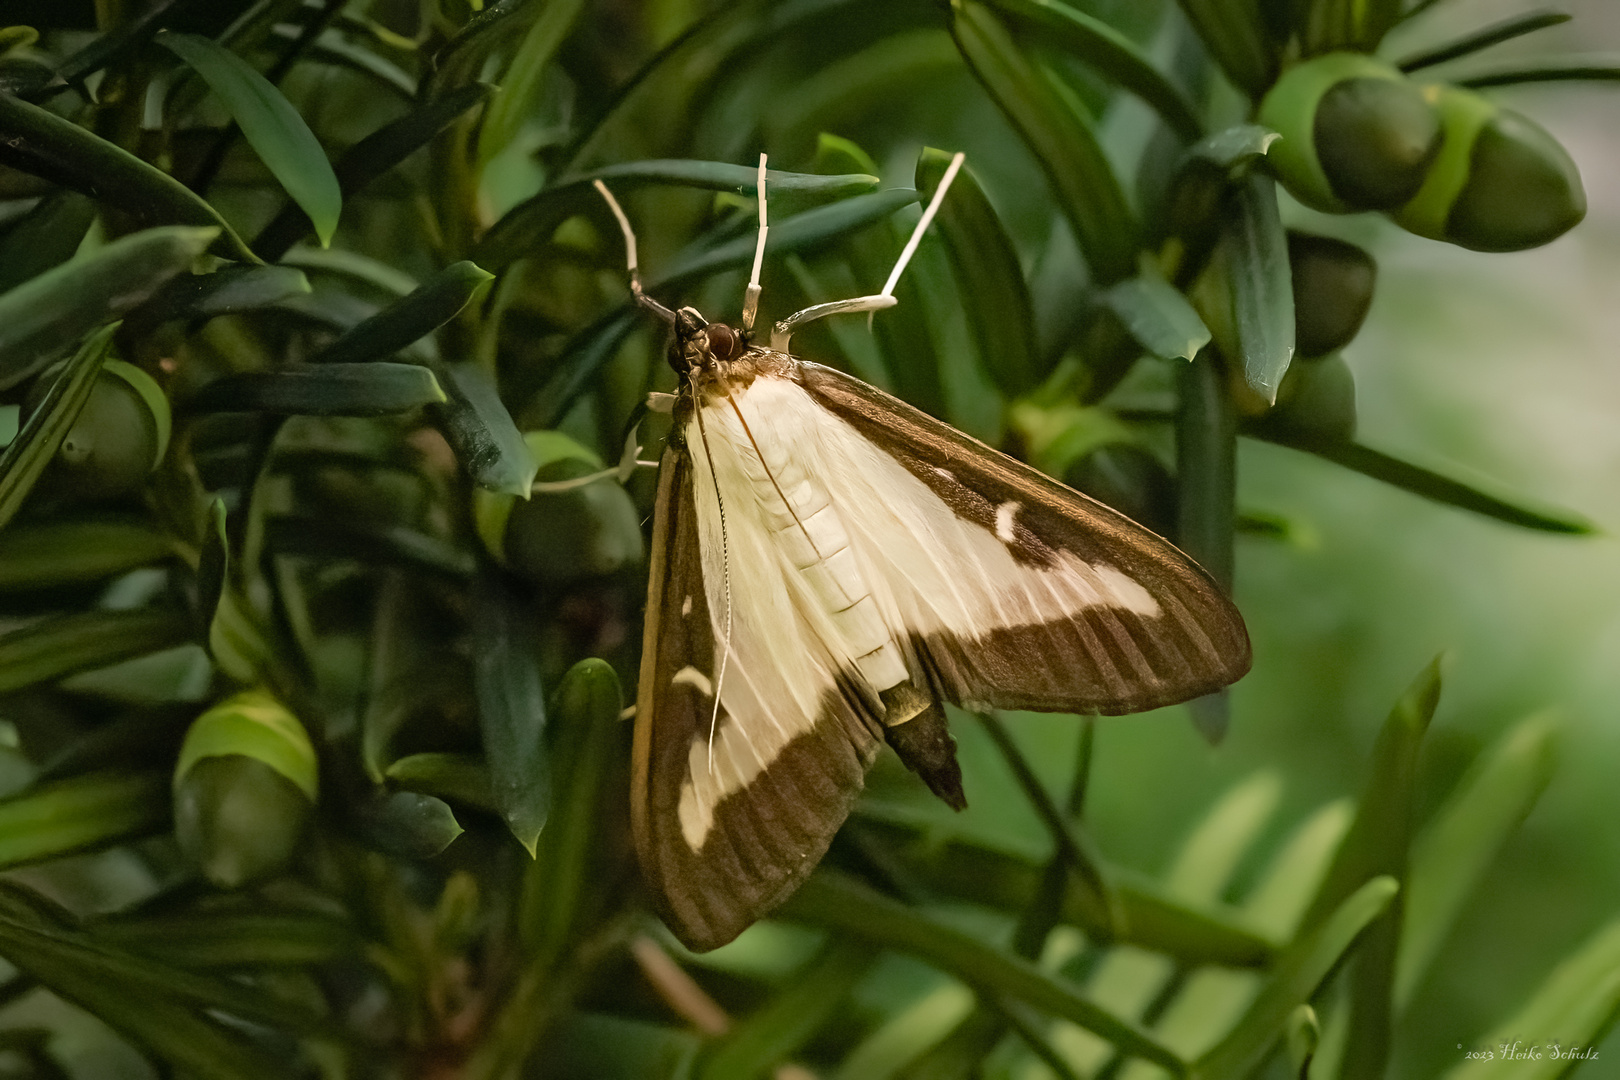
[669,306,747,375]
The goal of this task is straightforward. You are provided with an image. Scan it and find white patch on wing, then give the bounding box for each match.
[671,665,712,697]
[681,594,692,617]
[671,371,1163,851]
[995,501,1020,543]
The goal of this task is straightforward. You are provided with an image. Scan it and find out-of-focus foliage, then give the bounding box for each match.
[0,0,1615,1077]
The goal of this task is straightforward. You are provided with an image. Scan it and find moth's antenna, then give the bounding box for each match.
[740,153,768,334]
[878,151,965,302]
[594,179,676,325]
[770,151,967,352]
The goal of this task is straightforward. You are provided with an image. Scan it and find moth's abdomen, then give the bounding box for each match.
[713,383,909,697]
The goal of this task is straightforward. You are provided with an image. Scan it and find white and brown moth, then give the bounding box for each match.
[600,156,1251,952]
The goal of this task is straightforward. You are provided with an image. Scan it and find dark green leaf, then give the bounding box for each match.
[350,790,463,859]
[256,83,495,260]
[433,362,538,497]
[1301,658,1441,1079]
[854,813,1278,968]
[1195,877,1398,1079]
[0,93,256,262]
[0,326,114,531]
[916,148,1041,396]
[188,362,447,416]
[0,518,176,590]
[1454,54,1620,89]
[984,0,1203,139]
[476,0,587,167]
[475,161,881,272]
[1396,10,1571,73]
[1248,435,1596,533]
[0,191,96,295]
[299,29,418,99]
[951,0,1139,285]
[90,910,359,969]
[0,608,195,696]
[264,514,475,578]
[1304,0,1404,53]
[1397,712,1560,1010]
[311,260,493,366]
[1172,0,1275,94]
[522,658,622,958]
[1176,351,1237,739]
[122,264,311,338]
[158,32,343,246]
[698,940,873,1080]
[386,753,496,812]
[1101,273,1211,362]
[0,885,287,1080]
[1440,916,1620,1080]
[0,884,341,1036]
[1227,173,1295,403]
[0,227,215,390]
[0,773,168,869]
[472,570,550,856]
[782,871,1191,1074]
[975,712,1121,934]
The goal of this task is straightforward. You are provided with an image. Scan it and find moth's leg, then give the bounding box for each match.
[593,178,676,325]
[740,153,768,335]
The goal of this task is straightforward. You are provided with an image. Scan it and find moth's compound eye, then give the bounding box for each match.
[706,323,739,362]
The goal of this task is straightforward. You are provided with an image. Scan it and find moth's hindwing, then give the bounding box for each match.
[794,361,1252,714]
[633,445,882,952]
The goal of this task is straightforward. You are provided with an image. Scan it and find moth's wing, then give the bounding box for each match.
[795,363,1251,715]
[633,445,881,953]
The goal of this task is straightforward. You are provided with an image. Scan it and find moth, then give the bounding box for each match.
[602,157,1251,952]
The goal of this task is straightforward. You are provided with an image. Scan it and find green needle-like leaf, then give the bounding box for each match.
[0,773,169,869]
[1397,713,1560,1010]
[0,323,112,532]
[386,753,496,811]
[1298,658,1442,1079]
[1172,0,1275,95]
[0,191,96,295]
[0,608,194,696]
[984,0,1203,139]
[90,910,359,969]
[0,228,216,390]
[188,363,447,416]
[256,83,495,260]
[158,32,343,246]
[0,518,176,590]
[1396,10,1571,73]
[951,0,1139,285]
[1103,272,1211,362]
[1440,916,1620,1080]
[782,870,1191,1075]
[122,264,311,338]
[1455,54,1620,89]
[311,260,493,366]
[472,570,551,856]
[1248,434,1597,534]
[1196,877,1399,1079]
[434,362,539,497]
[917,148,1041,396]
[476,0,587,167]
[0,94,256,262]
[1227,174,1295,403]
[699,939,873,1080]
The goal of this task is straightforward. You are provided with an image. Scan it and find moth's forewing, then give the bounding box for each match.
[634,445,880,952]
[794,362,1251,713]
